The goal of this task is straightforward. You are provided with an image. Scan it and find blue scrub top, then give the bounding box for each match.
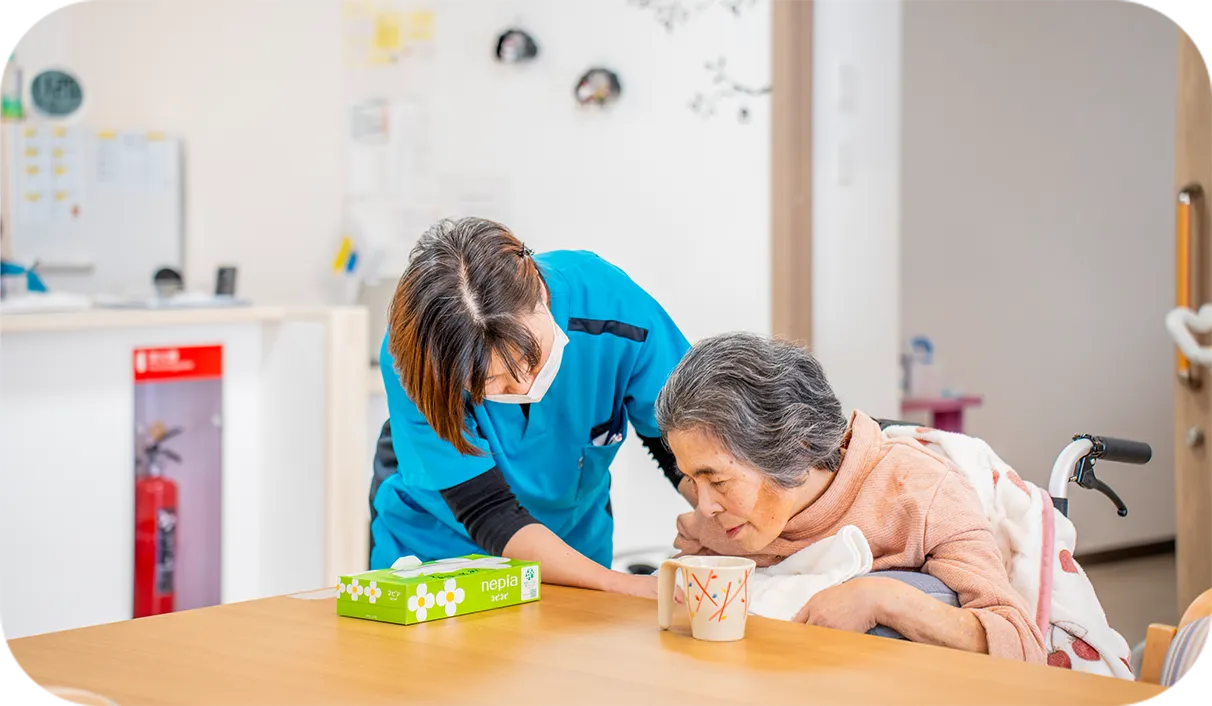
[370,250,691,569]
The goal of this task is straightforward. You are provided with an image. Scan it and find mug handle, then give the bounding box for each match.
[657,559,682,630]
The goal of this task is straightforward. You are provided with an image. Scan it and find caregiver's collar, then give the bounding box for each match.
[534,257,569,328]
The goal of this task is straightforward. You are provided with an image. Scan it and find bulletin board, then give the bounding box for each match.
[4,122,183,297]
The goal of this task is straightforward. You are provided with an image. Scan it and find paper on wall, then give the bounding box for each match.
[19,189,50,226]
[95,131,144,186]
[95,131,121,185]
[14,124,86,226]
[116,132,149,186]
[342,0,435,68]
[385,98,429,199]
[372,10,403,60]
[48,127,84,222]
[346,98,432,202]
[347,142,389,199]
[145,134,177,191]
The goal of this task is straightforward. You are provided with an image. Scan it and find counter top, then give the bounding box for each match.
[0,306,351,334]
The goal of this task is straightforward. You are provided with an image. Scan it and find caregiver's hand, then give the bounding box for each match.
[792,576,885,633]
[605,573,686,603]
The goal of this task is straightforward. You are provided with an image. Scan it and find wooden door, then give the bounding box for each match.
[1174,29,1212,612]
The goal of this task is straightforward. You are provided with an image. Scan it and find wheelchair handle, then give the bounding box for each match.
[1089,436,1152,465]
[1052,435,1150,518]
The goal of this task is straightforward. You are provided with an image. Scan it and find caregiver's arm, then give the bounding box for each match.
[503,525,656,596]
[443,468,655,598]
[917,471,1047,662]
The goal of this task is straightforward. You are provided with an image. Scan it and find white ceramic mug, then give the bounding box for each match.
[657,556,756,642]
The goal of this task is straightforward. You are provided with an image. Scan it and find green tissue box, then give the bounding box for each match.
[336,554,540,625]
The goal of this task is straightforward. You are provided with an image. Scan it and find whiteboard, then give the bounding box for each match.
[5,123,183,297]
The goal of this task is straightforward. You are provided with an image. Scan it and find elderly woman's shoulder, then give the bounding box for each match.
[883,433,953,465]
[876,434,968,488]
[875,434,994,512]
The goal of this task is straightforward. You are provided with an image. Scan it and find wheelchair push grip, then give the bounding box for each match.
[1094,437,1152,465]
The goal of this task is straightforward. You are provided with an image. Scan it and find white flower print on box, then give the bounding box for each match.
[345,578,365,601]
[364,581,382,604]
[407,584,436,620]
[434,579,466,617]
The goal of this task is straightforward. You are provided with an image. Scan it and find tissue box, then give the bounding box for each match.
[336,554,540,625]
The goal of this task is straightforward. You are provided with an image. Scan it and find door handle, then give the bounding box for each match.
[1178,184,1203,388]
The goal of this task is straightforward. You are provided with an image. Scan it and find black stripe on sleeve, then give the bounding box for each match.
[567,317,649,342]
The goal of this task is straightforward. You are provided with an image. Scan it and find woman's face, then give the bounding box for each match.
[667,427,815,552]
[483,307,555,396]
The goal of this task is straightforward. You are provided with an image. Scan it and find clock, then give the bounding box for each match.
[30,69,83,118]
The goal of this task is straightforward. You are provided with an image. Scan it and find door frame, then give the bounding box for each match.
[1174,28,1212,613]
[771,0,813,345]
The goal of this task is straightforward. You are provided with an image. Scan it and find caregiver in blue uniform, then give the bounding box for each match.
[369,217,695,598]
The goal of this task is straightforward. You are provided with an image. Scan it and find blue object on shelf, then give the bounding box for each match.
[0,260,48,294]
[909,335,934,364]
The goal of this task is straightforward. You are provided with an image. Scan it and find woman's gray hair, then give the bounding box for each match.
[655,333,849,487]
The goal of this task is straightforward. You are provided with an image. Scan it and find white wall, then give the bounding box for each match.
[14,1,346,306]
[13,1,771,560]
[810,0,903,418]
[900,0,1178,552]
[0,317,329,637]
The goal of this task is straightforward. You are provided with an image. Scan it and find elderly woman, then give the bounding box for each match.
[655,333,1045,663]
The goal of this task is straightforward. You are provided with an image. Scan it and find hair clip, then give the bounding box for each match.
[521,245,535,257]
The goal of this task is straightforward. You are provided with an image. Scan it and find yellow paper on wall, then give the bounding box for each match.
[404,10,434,42]
[368,11,402,64]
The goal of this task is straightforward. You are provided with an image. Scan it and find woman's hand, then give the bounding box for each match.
[605,572,685,603]
[792,576,887,633]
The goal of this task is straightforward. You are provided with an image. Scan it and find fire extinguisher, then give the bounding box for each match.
[134,426,181,618]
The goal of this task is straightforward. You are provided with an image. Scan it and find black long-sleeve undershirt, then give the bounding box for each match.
[439,435,683,555]
[439,467,541,555]
[638,433,684,489]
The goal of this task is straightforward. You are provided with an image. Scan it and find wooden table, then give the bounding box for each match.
[8,586,1162,705]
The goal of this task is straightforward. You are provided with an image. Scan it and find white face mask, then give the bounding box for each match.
[483,308,568,405]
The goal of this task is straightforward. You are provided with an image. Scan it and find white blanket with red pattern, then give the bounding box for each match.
[883,425,1134,679]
